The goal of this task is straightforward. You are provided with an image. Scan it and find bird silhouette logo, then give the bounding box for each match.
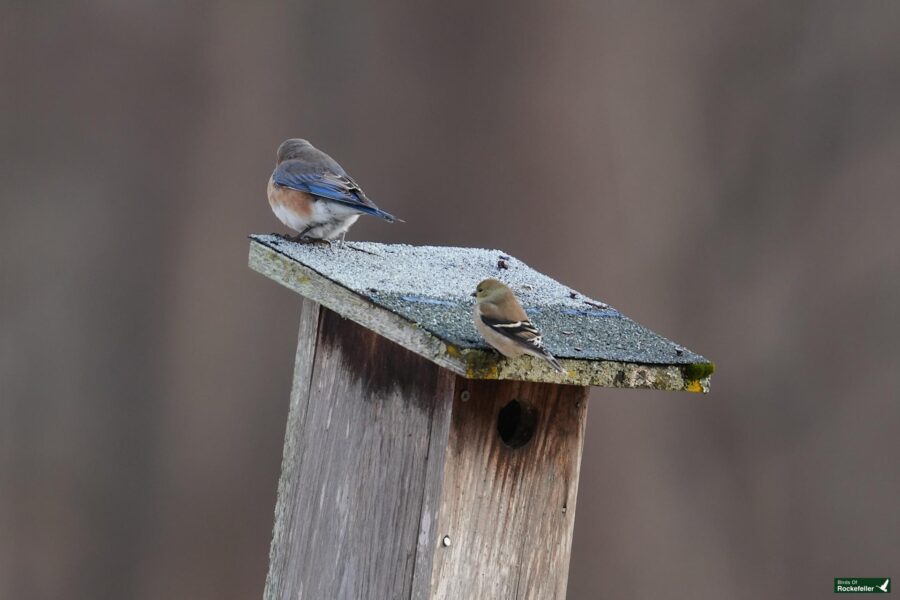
[878,578,890,593]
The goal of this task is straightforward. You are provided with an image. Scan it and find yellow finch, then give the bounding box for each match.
[472,278,565,374]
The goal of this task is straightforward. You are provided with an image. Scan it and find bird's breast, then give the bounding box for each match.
[268,176,317,232]
[268,178,314,218]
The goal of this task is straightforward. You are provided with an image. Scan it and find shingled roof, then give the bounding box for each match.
[249,234,714,392]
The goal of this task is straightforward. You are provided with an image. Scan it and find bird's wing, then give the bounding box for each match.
[479,314,565,373]
[479,315,546,352]
[272,161,395,222]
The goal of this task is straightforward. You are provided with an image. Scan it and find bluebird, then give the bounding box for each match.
[267,139,398,243]
[472,279,565,374]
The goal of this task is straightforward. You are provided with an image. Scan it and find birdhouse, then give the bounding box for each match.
[248,234,713,599]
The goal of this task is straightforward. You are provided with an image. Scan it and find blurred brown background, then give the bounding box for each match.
[2,2,899,599]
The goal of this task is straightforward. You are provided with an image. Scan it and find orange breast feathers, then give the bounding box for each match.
[268,177,315,219]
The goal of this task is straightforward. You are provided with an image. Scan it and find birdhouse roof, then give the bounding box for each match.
[249,235,714,391]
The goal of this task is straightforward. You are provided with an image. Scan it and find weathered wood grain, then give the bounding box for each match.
[263,305,589,599]
[264,305,456,599]
[263,297,321,598]
[428,380,589,599]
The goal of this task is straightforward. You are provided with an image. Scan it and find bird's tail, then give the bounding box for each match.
[542,352,566,374]
[354,204,401,223]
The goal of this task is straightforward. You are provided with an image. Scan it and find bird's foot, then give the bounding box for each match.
[282,232,332,247]
[301,236,334,248]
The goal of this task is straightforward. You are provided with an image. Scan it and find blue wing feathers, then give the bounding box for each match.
[273,161,395,222]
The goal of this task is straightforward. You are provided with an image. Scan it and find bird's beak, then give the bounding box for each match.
[470,292,477,297]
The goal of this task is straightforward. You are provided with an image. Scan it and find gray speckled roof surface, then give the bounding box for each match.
[250,235,709,369]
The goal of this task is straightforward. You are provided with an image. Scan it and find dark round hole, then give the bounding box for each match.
[497,399,537,449]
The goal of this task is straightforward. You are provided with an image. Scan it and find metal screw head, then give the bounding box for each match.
[442,535,451,547]
[460,391,470,402]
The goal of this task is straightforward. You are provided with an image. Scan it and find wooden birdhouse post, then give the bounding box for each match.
[248,235,713,599]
